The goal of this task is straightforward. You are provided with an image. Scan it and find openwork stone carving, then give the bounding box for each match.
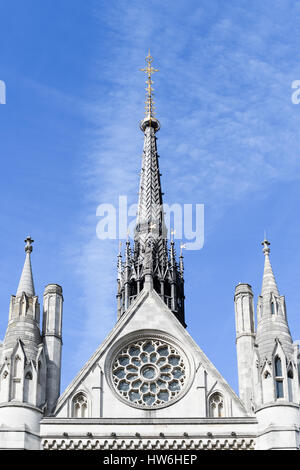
[73,393,88,418]
[209,392,224,418]
[111,338,187,408]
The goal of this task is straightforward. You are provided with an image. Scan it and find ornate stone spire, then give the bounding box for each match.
[261,238,279,296]
[256,238,293,360]
[136,52,164,253]
[16,236,35,297]
[3,236,41,364]
[117,53,185,326]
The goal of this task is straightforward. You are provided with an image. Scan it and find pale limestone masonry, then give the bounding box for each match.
[0,62,299,449]
[0,237,63,449]
[234,239,300,449]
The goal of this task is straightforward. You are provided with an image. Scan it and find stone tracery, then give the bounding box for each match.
[112,338,186,408]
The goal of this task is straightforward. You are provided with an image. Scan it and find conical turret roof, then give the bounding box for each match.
[256,238,293,360]
[16,236,35,297]
[261,239,279,296]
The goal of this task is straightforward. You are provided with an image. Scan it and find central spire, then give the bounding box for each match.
[135,53,166,258]
[116,53,185,327]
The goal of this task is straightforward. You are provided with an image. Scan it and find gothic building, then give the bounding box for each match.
[0,54,299,450]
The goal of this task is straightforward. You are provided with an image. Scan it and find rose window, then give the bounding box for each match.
[111,338,187,408]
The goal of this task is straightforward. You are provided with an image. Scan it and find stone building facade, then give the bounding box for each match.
[0,56,299,450]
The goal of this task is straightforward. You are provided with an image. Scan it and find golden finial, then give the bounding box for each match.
[140,50,159,122]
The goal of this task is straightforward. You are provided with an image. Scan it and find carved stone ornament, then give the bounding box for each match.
[106,331,194,409]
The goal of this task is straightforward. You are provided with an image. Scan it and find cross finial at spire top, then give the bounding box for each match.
[262,237,270,255]
[140,51,159,123]
[24,236,34,254]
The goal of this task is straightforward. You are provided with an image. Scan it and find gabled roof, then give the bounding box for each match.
[53,288,248,416]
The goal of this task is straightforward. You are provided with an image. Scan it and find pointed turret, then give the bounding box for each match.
[117,53,185,326]
[256,238,293,360]
[16,236,35,297]
[3,237,41,362]
[252,238,300,449]
[234,238,300,450]
[0,237,46,448]
[261,239,279,297]
[0,237,65,447]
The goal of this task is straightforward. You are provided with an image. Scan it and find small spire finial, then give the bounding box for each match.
[262,237,270,255]
[180,243,186,257]
[140,51,159,122]
[24,236,34,254]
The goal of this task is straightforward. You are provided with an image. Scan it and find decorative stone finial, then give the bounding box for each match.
[262,238,270,255]
[16,236,35,297]
[25,236,34,254]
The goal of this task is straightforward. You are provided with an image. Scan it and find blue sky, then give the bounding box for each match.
[0,0,300,394]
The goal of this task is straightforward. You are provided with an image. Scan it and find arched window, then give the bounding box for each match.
[72,393,88,418]
[275,356,282,376]
[129,280,137,298]
[287,367,293,402]
[24,371,33,403]
[153,277,161,295]
[209,393,224,418]
[271,302,275,315]
[12,355,22,401]
[37,361,42,385]
[274,356,284,399]
[14,355,22,378]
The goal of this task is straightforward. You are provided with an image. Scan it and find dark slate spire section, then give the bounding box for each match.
[135,118,167,264]
[117,54,185,326]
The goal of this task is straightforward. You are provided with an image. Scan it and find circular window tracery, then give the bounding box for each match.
[111,338,187,408]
